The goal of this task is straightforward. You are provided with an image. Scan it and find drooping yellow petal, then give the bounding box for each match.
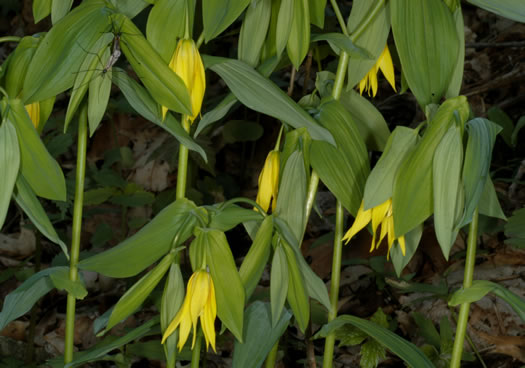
[256,150,280,212]
[370,200,391,250]
[343,201,372,244]
[398,235,406,256]
[377,46,396,92]
[25,102,40,128]
[201,277,217,352]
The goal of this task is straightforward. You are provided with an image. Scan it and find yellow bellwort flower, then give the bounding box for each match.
[255,150,280,212]
[162,38,206,122]
[25,102,40,128]
[161,269,217,352]
[359,45,396,97]
[342,199,406,257]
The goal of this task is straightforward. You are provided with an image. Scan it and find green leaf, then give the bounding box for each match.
[9,99,66,201]
[346,0,390,89]
[445,7,465,99]
[505,208,525,247]
[312,33,372,59]
[270,244,289,327]
[0,119,19,229]
[87,55,112,136]
[459,118,501,228]
[487,106,514,147]
[449,280,525,322]
[393,96,469,236]
[105,253,174,332]
[111,69,207,161]
[223,120,264,143]
[239,215,273,298]
[5,36,41,98]
[466,0,525,23]
[203,0,251,42]
[21,1,111,103]
[195,93,238,137]
[316,315,435,368]
[308,0,326,28]
[238,0,272,67]
[79,199,203,278]
[275,150,306,241]
[63,317,159,368]
[33,0,52,23]
[146,0,187,63]
[432,126,463,259]
[287,0,310,69]
[13,175,68,256]
[339,89,390,152]
[208,204,263,232]
[109,0,150,18]
[478,177,506,220]
[275,0,294,57]
[390,224,423,277]
[232,301,291,368]
[310,98,369,216]
[49,267,87,299]
[361,339,387,368]
[204,229,246,341]
[83,187,118,206]
[363,126,418,210]
[118,13,192,116]
[391,0,459,107]
[0,267,57,331]
[51,0,73,24]
[160,263,184,366]
[208,57,335,144]
[282,241,309,332]
[412,312,441,349]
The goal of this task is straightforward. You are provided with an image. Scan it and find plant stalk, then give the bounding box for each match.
[176,116,191,200]
[64,104,88,364]
[191,331,203,368]
[450,208,479,368]
[265,342,279,368]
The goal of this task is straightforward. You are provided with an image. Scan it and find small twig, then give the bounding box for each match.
[287,66,297,97]
[306,321,317,368]
[303,49,314,95]
[508,159,525,205]
[466,41,525,49]
[463,68,525,96]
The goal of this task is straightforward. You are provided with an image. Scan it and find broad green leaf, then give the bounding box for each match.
[0,267,58,331]
[88,48,112,136]
[13,175,68,256]
[49,267,87,299]
[232,301,291,368]
[316,315,434,368]
[146,0,186,63]
[195,94,238,137]
[238,0,272,67]
[445,7,465,99]
[287,0,310,69]
[271,244,289,326]
[412,312,441,349]
[391,0,459,107]
[22,1,111,103]
[466,0,525,23]
[339,89,390,152]
[106,253,174,332]
[160,264,184,366]
[478,177,506,220]
[310,99,369,216]
[505,208,525,247]
[433,126,463,259]
[208,204,263,232]
[449,280,525,322]
[203,0,251,42]
[63,317,160,368]
[109,0,150,18]
[208,57,335,144]
[83,187,118,206]
[312,33,372,59]
[459,118,501,228]
[204,229,246,341]
[390,224,423,277]
[9,99,66,201]
[118,14,192,116]
[275,150,306,241]
[393,96,469,236]
[79,199,203,278]
[280,127,311,179]
[239,215,274,297]
[363,126,418,209]
[5,36,41,98]
[0,120,19,229]
[487,106,514,147]
[33,0,52,23]
[282,241,309,332]
[51,0,73,24]
[275,0,294,57]
[111,69,207,161]
[308,0,326,28]
[346,0,390,89]
[361,339,387,368]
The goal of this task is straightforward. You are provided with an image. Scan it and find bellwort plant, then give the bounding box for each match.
[0,1,524,368]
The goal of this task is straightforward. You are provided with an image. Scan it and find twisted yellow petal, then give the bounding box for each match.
[358,45,396,97]
[342,201,371,243]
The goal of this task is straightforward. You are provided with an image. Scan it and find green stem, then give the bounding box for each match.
[176,116,191,200]
[450,208,479,368]
[196,31,205,49]
[349,0,386,42]
[264,341,279,368]
[329,0,350,37]
[323,201,344,368]
[0,36,21,43]
[191,331,202,368]
[64,104,88,364]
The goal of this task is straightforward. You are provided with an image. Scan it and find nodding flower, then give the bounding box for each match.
[255,150,280,213]
[162,38,205,123]
[359,45,396,98]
